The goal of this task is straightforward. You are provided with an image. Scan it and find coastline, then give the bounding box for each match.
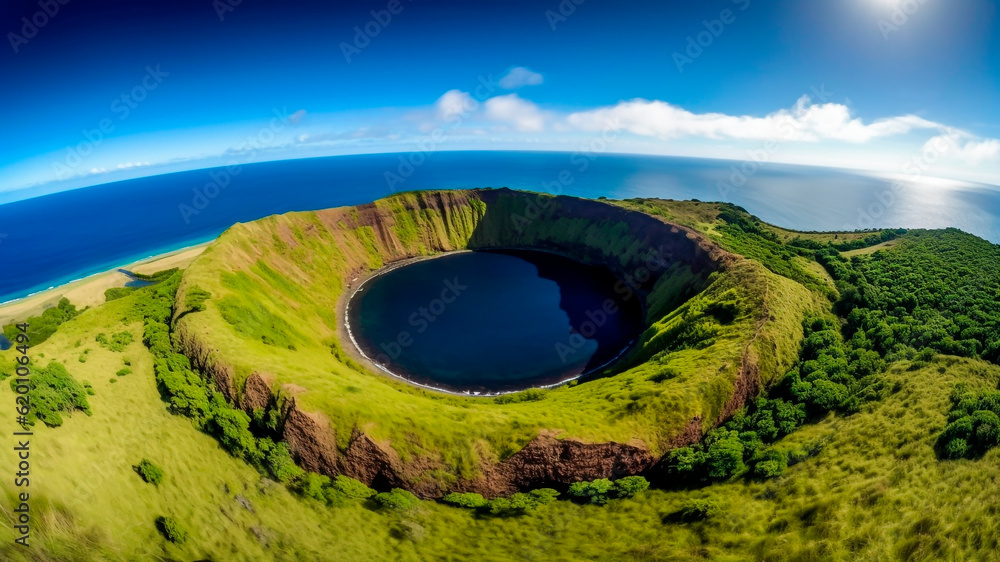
[0,242,210,326]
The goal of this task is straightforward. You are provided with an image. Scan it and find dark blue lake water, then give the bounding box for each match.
[1,151,999,303]
[347,250,645,393]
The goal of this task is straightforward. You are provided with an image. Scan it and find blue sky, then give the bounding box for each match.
[2,0,999,200]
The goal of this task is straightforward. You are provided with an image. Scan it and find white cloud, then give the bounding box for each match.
[435,89,475,120]
[499,67,544,89]
[288,109,307,125]
[483,94,547,132]
[116,161,150,170]
[566,96,943,143]
[924,133,1000,165]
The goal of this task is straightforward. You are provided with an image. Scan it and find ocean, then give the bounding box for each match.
[1,150,999,304]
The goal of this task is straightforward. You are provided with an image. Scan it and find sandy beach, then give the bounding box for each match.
[0,243,209,326]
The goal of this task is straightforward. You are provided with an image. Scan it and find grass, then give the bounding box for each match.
[0,295,398,560]
[175,190,817,484]
[1,190,998,559]
[842,239,900,257]
[4,311,990,561]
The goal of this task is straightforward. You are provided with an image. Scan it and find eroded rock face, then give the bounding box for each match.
[175,329,236,401]
[240,372,275,412]
[281,402,340,476]
[457,432,656,497]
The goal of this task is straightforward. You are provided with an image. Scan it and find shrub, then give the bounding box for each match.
[332,475,375,500]
[676,498,721,522]
[133,459,165,486]
[261,440,302,483]
[666,446,707,479]
[612,476,649,498]
[705,430,746,480]
[322,487,350,508]
[484,489,557,516]
[290,472,330,502]
[155,516,187,544]
[10,361,92,427]
[528,488,560,505]
[494,388,547,405]
[752,450,788,479]
[937,409,1000,459]
[568,478,615,505]
[183,286,212,313]
[116,368,132,377]
[105,287,135,302]
[2,298,80,346]
[96,331,133,352]
[374,488,420,511]
[209,408,258,461]
[443,492,488,509]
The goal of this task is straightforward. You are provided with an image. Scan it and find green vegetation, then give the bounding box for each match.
[442,492,488,509]
[936,383,1000,459]
[374,488,420,511]
[176,190,816,489]
[484,488,559,516]
[104,287,134,301]
[8,361,91,427]
[2,298,81,346]
[154,516,187,544]
[105,268,179,302]
[2,190,1000,559]
[133,458,165,485]
[824,229,1000,363]
[182,285,211,313]
[567,476,649,505]
[95,330,133,352]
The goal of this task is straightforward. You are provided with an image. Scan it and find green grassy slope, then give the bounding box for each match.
[2,300,994,560]
[0,295,398,561]
[4,191,996,560]
[174,190,816,485]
